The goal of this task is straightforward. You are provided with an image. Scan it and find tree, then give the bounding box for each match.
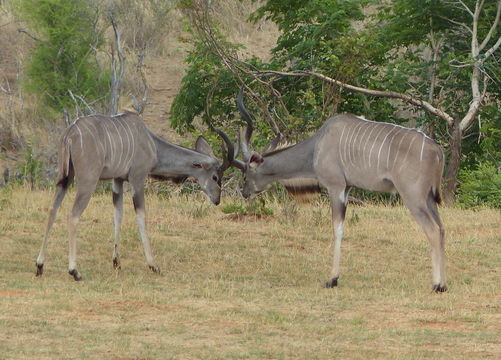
[17,0,110,117]
[173,0,500,203]
[373,0,501,203]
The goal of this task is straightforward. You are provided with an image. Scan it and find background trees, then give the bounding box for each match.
[172,0,500,205]
[1,0,498,206]
[16,0,110,118]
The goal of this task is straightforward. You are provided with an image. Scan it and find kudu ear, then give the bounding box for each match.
[263,133,282,154]
[195,136,216,158]
[249,152,264,169]
[192,162,212,170]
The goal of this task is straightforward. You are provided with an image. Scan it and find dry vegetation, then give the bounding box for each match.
[0,186,500,359]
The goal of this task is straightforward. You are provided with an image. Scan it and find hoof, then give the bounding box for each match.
[112,257,121,270]
[325,277,338,288]
[149,265,160,274]
[69,269,83,281]
[432,284,447,293]
[36,263,44,277]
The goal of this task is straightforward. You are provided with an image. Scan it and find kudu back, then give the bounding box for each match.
[37,112,227,280]
[220,91,446,292]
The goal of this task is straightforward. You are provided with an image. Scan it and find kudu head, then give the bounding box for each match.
[214,88,281,199]
[191,135,232,206]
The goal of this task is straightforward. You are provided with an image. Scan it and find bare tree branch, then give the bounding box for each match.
[254,70,456,126]
[109,7,126,115]
[482,35,501,61]
[183,1,281,134]
[458,0,474,16]
[438,15,472,34]
[479,1,501,52]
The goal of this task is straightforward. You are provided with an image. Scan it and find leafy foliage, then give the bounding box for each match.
[458,163,501,209]
[222,198,274,217]
[17,140,45,189]
[171,0,501,207]
[17,0,110,113]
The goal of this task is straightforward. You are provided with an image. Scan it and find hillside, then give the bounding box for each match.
[0,1,278,176]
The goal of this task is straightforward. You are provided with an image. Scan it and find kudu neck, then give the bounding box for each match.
[257,135,317,181]
[148,131,206,176]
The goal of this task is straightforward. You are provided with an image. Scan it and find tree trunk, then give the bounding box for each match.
[443,117,462,205]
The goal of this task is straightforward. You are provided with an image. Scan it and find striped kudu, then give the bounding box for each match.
[218,91,447,292]
[37,112,228,280]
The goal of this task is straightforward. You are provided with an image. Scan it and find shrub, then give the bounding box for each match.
[458,162,501,209]
[16,0,109,114]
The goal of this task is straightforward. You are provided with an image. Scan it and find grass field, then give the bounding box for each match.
[0,185,500,359]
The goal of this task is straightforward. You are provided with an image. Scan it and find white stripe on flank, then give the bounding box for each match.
[361,123,378,169]
[386,128,402,168]
[79,121,103,158]
[349,122,364,167]
[399,135,418,172]
[110,119,124,170]
[104,123,114,163]
[340,123,353,168]
[357,122,371,168]
[116,118,131,171]
[368,125,386,168]
[122,120,136,169]
[86,121,106,159]
[391,131,409,170]
[419,133,426,161]
[146,132,156,158]
[74,124,84,153]
[376,126,397,170]
[338,123,348,168]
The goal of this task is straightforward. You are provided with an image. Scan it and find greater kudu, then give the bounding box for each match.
[219,91,446,292]
[37,112,228,280]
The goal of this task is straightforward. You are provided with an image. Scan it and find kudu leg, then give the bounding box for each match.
[326,188,349,288]
[36,182,70,276]
[131,185,159,273]
[112,179,124,269]
[68,182,97,281]
[404,196,446,292]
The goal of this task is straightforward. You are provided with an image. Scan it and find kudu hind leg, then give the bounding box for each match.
[36,182,71,276]
[406,198,446,292]
[131,185,159,273]
[112,179,124,269]
[37,188,66,275]
[68,182,97,281]
[326,188,349,288]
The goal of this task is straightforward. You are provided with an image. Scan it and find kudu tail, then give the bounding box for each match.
[431,187,442,205]
[56,136,73,189]
[431,148,445,206]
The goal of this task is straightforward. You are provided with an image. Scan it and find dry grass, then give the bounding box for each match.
[0,186,500,359]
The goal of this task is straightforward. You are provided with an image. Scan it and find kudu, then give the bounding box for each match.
[37,112,229,280]
[218,90,446,292]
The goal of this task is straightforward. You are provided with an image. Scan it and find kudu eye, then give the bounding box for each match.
[212,175,218,182]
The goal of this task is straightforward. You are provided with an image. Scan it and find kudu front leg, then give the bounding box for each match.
[112,179,124,269]
[325,189,348,288]
[132,187,159,274]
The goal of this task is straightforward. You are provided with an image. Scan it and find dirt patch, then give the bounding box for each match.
[0,290,31,296]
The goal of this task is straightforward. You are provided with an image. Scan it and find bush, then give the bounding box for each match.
[17,0,109,113]
[222,198,274,217]
[458,163,501,209]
